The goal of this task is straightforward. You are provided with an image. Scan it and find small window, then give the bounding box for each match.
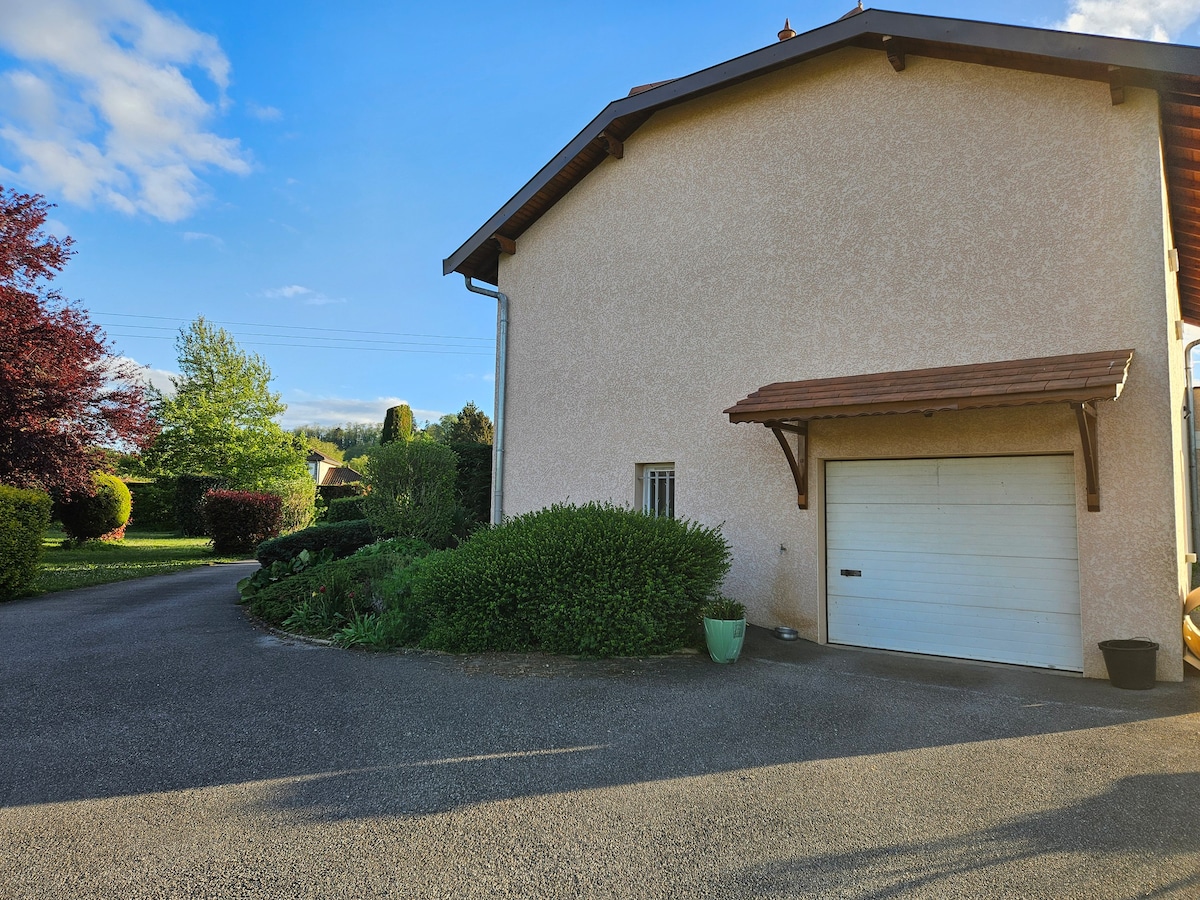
[640,464,675,518]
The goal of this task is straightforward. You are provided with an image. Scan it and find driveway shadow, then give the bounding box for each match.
[705,772,1200,898]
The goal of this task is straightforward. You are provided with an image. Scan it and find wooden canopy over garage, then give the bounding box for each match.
[724,349,1134,512]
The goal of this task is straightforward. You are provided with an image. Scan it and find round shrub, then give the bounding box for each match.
[0,486,52,598]
[202,489,283,555]
[409,502,731,656]
[57,473,132,543]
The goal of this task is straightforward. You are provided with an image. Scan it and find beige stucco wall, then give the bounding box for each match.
[495,48,1187,679]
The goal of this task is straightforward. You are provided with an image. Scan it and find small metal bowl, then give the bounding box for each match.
[774,626,799,641]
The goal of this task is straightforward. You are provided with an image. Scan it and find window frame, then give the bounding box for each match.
[639,463,676,518]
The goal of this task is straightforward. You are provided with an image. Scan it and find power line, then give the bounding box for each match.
[96,321,490,351]
[93,311,493,343]
[101,330,493,355]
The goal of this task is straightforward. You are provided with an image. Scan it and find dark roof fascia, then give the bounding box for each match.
[443,8,1200,283]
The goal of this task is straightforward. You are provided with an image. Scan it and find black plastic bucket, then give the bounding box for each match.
[1098,639,1158,690]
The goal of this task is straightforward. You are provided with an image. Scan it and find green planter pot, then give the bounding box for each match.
[704,617,746,664]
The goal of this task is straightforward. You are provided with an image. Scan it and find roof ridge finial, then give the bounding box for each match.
[778,18,797,41]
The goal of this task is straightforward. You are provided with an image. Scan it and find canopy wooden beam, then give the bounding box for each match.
[1074,400,1100,511]
[768,421,808,509]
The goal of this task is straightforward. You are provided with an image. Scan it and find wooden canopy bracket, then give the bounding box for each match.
[1108,65,1125,105]
[882,35,906,72]
[1073,400,1100,511]
[491,234,516,255]
[767,421,808,509]
[600,132,624,159]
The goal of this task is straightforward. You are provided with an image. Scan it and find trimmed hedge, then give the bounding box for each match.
[175,475,225,536]
[364,440,458,546]
[318,483,365,503]
[0,486,52,598]
[449,441,492,526]
[255,519,376,567]
[325,496,367,523]
[408,502,731,656]
[202,489,283,555]
[126,479,176,530]
[58,473,132,543]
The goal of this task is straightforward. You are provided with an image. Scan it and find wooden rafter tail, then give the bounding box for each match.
[882,35,906,72]
[768,421,808,509]
[1073,401,1100,511]
[1108,65,1125,105]
[600,132,624,159]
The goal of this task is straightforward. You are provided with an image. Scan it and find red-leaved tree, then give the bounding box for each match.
[0,187,158,494]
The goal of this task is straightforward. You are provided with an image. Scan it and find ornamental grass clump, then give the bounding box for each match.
[408,502,731,656]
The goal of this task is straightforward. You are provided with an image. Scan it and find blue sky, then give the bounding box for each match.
[3,0,1199,428]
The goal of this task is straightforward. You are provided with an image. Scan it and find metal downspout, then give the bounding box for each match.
[464,276,508,525]
[1187,339,1200,558]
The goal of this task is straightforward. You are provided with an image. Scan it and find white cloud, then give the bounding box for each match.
[0,0,250,220]
[261,284,344,305]
[263,284,311,299]
[279,393,444,429]
[182,230,223,246]
[104,355,177,396]
[42,216,72,238]
[1056,0,1200,41]
[246,102,282,122]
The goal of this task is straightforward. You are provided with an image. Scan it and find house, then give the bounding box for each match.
[444,9,1200,681]
[306,449,362,487]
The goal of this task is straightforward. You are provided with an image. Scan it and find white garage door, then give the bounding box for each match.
[826,456,1083,671]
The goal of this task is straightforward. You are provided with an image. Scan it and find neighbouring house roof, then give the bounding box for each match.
[443,9,1200,323]
[724,349,1134,423]
[320,466,363,486]
[307,449,339,464]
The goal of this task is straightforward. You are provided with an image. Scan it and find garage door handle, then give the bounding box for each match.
[840,569,862,577]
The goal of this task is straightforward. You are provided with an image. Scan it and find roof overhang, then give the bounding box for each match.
[724,349,1132,512]
[443,10,1200,323]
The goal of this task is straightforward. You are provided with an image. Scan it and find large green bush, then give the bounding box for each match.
[266,475,317,534]
[408,502,731,656]
[255,519,376,567]
[57,473,132,543]
[0,486,52,598]
[326,496,367,523]
[363,440,458,546]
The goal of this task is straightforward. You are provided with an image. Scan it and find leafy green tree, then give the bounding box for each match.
[381,404,414,444]
[292,422,381,458]
[445,402,494,445]
[305,438,344,463]
[145,317,308,489]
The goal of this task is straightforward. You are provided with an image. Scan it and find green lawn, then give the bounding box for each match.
[28,528,250,596]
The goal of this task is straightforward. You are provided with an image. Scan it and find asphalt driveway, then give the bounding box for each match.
[1,564,1198,899]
